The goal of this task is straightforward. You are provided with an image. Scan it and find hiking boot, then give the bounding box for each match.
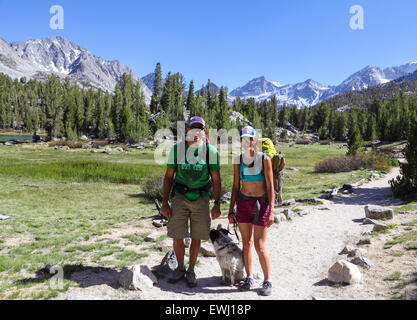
[238,277,254,291]
[185,270,197,288]
[168,268,186,284]
[260,281,272,296]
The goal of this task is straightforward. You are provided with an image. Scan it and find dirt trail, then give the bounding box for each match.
[134,167,402,300]
[61,167,404,300]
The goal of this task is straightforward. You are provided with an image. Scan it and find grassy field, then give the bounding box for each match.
[0,142,386,299]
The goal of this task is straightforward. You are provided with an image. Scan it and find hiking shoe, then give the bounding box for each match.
[185,270,197,288]
[168,268,186,284]
[238,277,254,291]
[260,281,272,296]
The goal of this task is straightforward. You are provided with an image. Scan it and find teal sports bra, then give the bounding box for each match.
[239,152,266,182]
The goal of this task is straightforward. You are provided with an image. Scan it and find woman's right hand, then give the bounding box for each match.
[161,203,172,220]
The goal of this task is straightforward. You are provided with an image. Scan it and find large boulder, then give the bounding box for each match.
[365,205,394,220]
[328,260,362,284]
[118,265,158,291]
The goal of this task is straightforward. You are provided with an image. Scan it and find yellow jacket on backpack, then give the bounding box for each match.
[259,138,277,160]
[258,138,285,173]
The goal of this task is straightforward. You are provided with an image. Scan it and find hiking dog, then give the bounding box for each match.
[209,225,245,285]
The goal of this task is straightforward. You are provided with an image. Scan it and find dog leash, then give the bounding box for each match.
[227,214,240,243]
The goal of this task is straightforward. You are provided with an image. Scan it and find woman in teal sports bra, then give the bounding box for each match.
[227,126,275,296]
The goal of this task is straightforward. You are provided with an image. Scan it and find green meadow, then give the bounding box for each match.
[0,142,376,299]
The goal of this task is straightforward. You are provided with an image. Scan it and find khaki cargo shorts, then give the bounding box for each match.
[168,195,211,241]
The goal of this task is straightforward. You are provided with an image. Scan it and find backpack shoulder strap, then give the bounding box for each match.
[206,141,212,180]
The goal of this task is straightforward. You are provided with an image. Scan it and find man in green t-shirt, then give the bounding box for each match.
[161,117,222,288]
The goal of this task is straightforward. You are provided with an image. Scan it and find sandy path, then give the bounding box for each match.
[60,167,404,300]
[133,167,403,300]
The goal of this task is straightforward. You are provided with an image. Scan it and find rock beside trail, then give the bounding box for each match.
[339,246,366,258]
[119,265,158,291]
[347,248,366,258]
[145,233,160,242]
[152,219,168,228]
[363,218,378,225]
[200,242,216,257]
[155,250,178,278]
[365,205,394,220]
[372,222,389,232]
[298,209,313,216]
[283,209,297,220]
[282,199,296,206]
[357,238,371,246]
[328,260,362,284]
[350,256,373,269]
[339,245,356,255]
[274,213,287,224]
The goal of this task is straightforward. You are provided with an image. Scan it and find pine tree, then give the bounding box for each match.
[150,62,163,114]
[186,80,196,117]
[347,125,364,156]
[217,87,230,130]
[390,113,417,197]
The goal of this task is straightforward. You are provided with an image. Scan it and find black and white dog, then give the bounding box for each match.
[209,224,245,285]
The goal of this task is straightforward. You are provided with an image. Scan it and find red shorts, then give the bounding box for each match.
[236,197,270,227]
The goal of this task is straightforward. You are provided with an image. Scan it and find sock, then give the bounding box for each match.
[177,260,185,271]
[247,275,253,280]
[188,263,195,272]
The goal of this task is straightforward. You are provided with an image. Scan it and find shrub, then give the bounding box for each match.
[48,140,86,149]
[296,139,311,145]
[314,151,394,173]
[142,174,164,202]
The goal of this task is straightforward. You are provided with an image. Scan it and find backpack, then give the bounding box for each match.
[258,138,285,173]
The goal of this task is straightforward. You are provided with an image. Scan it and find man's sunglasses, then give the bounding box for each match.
[190,126,204,130]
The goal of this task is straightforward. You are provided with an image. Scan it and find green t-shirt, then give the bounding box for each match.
[167,141,220,201]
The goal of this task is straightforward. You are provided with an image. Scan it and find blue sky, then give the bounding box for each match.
[1,0,417,91]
